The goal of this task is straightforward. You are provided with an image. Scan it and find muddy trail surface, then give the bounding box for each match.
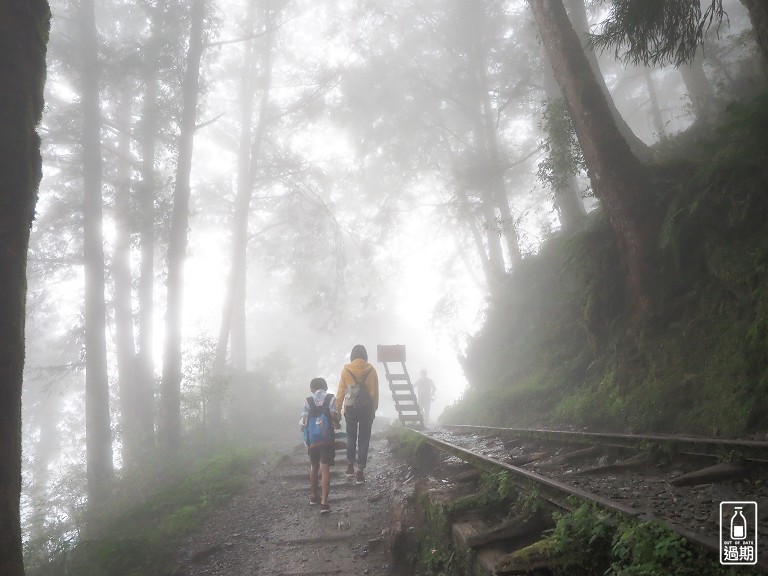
[170,434,402,576]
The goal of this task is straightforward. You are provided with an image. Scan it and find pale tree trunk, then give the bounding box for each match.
[462,0,522,271]
[28,391,59,551]
[543,64,586,233]
[159,0,206,454]
[643,68,665,138]
[113,92,139,467]
[679,49,716,122]
[566,0,651,162]
[0,4,49,573]
[212,2,276,443]
[135,0,166,457]
[455,184,494,289]
[80,0,113,513]
[530,0,654,314]
[211,0,259,438]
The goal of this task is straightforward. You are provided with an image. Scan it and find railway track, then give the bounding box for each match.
[409,425,768,573]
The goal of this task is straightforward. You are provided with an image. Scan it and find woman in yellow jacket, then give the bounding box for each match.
[336,344,379,484]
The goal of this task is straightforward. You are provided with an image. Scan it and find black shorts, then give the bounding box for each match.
[308,443,335,466]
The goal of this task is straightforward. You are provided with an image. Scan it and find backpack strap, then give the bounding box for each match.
[346,368,371,386]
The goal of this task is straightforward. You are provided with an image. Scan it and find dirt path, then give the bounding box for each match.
[170,434,401,576]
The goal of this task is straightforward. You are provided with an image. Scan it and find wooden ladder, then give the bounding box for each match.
[377,344,424,428]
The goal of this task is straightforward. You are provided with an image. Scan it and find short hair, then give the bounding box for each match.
[310,377,328,392]
[350,344,368,361]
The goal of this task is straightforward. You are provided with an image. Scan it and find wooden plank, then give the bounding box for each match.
[669,461,745,486]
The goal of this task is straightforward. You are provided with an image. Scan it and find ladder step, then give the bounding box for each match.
[390,383,414,392]
[396,408,421,415]
[399,414,423,422]
[387,374,409,381]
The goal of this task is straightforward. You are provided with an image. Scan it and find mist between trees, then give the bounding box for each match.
[3,0,766,574]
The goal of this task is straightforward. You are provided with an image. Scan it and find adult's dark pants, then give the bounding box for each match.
[345,404,375,468]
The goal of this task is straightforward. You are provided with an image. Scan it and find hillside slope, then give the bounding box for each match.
[445,91,768,437]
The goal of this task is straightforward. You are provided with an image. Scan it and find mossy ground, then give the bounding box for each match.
[25,448,264,576]
[446,90,768,437]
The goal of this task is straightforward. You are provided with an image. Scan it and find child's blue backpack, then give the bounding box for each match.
[304,394,335,449]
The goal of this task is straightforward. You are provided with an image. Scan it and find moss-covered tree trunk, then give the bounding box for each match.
[0,1,50,574]
[159,0,206,454]
[530,0,655,314]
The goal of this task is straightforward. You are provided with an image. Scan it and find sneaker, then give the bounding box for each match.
[320,503,330,514]
[354,470,365,485]
[345,462,355,477]
[309,495,320,505]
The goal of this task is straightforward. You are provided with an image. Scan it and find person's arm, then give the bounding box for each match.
[335,371,347,414]
[330,394,341,428]
[372,368,379,411]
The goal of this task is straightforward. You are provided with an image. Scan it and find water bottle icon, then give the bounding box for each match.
[731,506,747,540]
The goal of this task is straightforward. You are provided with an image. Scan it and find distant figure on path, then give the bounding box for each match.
[415,369,436,425]
[301,377,340,514]
[336,344,379,485]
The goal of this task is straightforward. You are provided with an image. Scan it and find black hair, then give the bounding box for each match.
[310,377,328,392]
[350,344,368,362]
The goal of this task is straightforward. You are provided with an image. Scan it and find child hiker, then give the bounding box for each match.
[301,377,341,514]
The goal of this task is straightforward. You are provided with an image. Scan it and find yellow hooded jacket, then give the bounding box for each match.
[336,358,379,414]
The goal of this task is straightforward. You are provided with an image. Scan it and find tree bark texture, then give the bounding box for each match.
[80,0,114,512]
[530,0,655,313]
[160,0,206,454]
[0,1,50,574]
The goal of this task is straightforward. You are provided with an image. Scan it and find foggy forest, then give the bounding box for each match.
[2,0,768,574]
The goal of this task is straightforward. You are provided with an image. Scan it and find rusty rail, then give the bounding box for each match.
[408,429,768,572]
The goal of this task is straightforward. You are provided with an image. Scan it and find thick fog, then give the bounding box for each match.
[18,0,762,561]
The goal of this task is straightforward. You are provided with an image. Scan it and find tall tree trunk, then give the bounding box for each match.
[455,184,496,291]
[566,0,651,162]
[739,0,768,70]
[679,49,716,122]
[159,0,206,454]
[80,0,113,513]
[0,5,50,574]
[28,391,59,553]
[135,0,166,457]
[211,0,259,439]
[113,92,139,466]
[462,0,521,271]
[530,0,654,314]
[643,68,665,138]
